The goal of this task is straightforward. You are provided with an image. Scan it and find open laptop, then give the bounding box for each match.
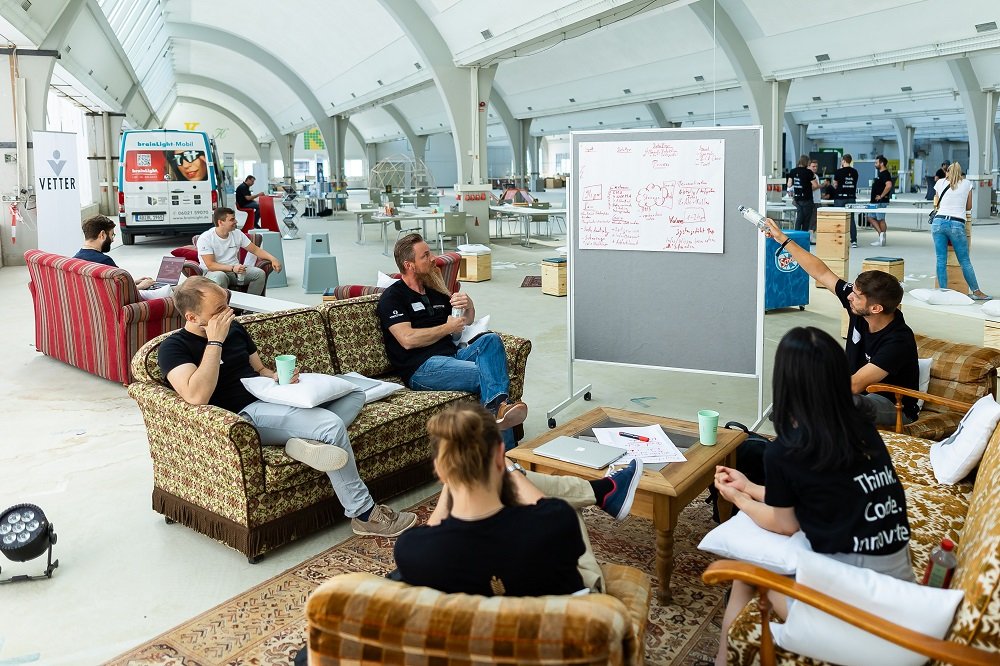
[150,256,186,289]
[533,435,627,469]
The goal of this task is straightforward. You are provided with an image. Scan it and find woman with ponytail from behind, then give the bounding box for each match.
[393,403,641,596]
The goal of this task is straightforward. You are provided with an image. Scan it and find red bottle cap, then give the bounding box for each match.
[941,539,955,551]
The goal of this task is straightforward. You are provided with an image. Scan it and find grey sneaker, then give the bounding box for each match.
[351,504,418,537]
[285,438,348,472]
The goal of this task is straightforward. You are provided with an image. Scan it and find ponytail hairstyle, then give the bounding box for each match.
[946,162,964,190]
[427,404,503,488]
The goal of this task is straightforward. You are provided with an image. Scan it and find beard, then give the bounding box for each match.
[418,264,450,296]
[101,237,113,253]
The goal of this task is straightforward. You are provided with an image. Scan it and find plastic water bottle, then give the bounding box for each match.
[738,205,767,231]
[236,268,245,286]
[921,538,957,588]
[451,306,464,319]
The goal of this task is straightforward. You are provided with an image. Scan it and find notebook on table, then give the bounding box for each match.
[533,435,627,469]
[149,256,186,288]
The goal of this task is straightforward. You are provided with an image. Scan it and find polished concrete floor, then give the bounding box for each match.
[0,192,996,664]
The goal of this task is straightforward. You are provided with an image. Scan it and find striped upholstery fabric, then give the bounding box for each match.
[330,252,462,300]
[307,565,651,665]
[894,334,1000,440]
[25,249,184,384]
[725,424,1000,664]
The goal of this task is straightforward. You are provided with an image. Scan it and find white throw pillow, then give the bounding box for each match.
[909,288,974,306]
[240,373,358,409]
[930,394,1000,484]
[981,299,1000,317]
[340,372,404,403]
[697,511,813,575]
[376,271,400,288]
[772,551,964,666]
[916,357,932,410]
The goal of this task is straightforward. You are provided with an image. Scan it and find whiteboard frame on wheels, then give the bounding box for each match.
[549,126,766,427]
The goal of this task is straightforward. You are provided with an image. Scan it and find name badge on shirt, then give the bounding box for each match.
[412,301,426,312]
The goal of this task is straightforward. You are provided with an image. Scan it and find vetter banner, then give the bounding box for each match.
[33,131,83,257]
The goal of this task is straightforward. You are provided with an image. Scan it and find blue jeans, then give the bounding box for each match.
[409,333,517,449]
[932,217,980,292]
[240,387,374,518]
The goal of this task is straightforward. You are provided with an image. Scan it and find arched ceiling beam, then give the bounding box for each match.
[382,103,426,162]
[689,0,786,177]
[176,73,290,168]
[346,121,366,154]
[489,86,518,149]
[175,96,268,164]
[166,21,335,162]
[377,0,496,183]
[646,102,669,128]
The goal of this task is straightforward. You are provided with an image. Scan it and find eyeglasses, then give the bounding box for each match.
[172,151,204,166]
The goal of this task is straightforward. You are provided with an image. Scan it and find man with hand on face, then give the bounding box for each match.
[757,218,919,428]
[197,207,282,296]
[158,276,418,537]
[376,234,528,450]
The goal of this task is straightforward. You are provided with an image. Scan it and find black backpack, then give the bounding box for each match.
[706,421,771,522]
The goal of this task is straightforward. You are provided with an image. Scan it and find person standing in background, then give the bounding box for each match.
[808,159,822,244]
[868,155,894,246]
[787,155,818,235]
[833,154,859,248]
[932,162,991,301]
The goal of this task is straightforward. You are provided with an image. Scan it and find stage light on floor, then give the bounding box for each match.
[0,503,59,583]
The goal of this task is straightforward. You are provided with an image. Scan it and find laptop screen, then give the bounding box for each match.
[154,256,186,285]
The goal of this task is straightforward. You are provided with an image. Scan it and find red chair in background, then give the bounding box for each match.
[257,196,281,233]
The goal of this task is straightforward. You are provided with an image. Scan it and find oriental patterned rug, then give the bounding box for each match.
[107,493,724,665]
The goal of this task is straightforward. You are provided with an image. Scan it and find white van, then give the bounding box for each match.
[117,129,222,245]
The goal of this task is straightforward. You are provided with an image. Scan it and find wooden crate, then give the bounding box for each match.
[862,257,904,282]
[542,260,567,296]
[936,265,969,294]
[816,259,849,288]
[817,210,850,234]
[815,232,849,260]
[458,253,491,282]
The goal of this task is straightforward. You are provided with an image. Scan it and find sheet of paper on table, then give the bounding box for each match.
[593,425,687,464]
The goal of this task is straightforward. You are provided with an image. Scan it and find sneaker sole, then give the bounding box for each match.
[351,512,418,537]
[613,463,643,521]
[285,438,349,472]
[496,402,528,430]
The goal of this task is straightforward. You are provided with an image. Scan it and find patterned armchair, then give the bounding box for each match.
[25,249,184,384]
[329,251,461,300]
[306,565,652,665]
[127,298,531,562]
[868,334,1000,440]
[707,422,1000,665]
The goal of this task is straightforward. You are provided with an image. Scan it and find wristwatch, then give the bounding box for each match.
[505,459,527,476]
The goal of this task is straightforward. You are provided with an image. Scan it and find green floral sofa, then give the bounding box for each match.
[127,294,531,562]
[713,421,1000,664]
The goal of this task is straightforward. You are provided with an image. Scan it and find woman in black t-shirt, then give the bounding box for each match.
[712,327,913,666]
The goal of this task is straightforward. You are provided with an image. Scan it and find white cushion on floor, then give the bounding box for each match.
[909,288,973,305]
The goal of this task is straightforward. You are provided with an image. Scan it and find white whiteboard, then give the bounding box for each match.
[577,138,725,253]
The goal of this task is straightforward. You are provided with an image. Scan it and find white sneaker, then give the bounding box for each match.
[285,438,349,472]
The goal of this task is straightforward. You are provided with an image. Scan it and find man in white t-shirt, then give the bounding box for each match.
[197,207,282,295]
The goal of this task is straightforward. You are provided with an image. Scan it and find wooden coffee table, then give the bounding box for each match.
[507,406,745,604]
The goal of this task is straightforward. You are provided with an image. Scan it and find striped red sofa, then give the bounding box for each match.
[25,249,184,384]
[328,251,461,300]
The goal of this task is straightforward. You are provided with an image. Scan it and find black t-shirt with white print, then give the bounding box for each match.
[764,422,910,556]
[376,280,457,384]
[834,279,919,421]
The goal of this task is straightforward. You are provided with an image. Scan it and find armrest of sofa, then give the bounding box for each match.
[121,297,183,325]
[866,382,974,433]
[498,332,531,401]
[702,560,994,666]
[601,563,652,665]
[127,381,267,498]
